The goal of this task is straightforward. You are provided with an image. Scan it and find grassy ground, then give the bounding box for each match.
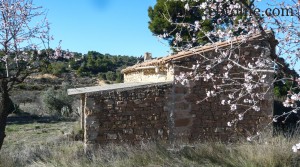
[1,118,300,167]
[1,118,78,167]
[3,121,75,147]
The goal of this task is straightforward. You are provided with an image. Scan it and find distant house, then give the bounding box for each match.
[68,31,276,147]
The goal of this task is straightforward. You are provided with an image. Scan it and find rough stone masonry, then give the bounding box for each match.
[68,31,276,146]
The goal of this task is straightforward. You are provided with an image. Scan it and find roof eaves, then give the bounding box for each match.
[68,81,173,95]
[122,31,274,74]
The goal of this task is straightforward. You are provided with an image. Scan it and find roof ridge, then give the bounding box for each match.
[122,30,274,74]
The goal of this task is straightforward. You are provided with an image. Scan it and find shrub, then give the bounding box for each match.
[50,62,68,76]
[42,82,74,117]
[97,73,107,80]
[115,71,124,83]
[106,71,117,81]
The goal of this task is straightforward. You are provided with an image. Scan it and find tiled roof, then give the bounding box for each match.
[122,30,274,74]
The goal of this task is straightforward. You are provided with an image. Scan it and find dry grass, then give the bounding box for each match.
[1,121,300,167]
[28,74,58,79]
[97,79,109,86]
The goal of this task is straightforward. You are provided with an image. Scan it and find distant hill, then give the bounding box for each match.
[40,50,139,83]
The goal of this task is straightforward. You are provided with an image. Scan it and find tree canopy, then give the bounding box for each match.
[148,0,213,50]
[148,0,258,50]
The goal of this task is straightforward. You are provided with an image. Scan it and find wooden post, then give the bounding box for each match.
[80,94,86,130]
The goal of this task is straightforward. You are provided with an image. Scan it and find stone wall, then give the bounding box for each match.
[80,35,275,146]
[170,37,274,141]
[83,83,172,145]
[124,66,174,83]
[171,78,272,142]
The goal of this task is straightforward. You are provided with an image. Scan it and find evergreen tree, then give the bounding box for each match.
[148,0,212,49]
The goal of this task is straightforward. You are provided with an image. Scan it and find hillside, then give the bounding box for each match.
[40,50,138,84]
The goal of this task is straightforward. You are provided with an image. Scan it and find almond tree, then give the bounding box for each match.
[0,0,51,150]
[151,0,300,142]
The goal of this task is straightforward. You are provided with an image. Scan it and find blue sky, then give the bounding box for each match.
[34,0,171,57]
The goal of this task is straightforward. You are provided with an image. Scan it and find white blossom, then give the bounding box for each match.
[291,94,299,101]
[252,106,260,112]
[206,65,211,70]
[224,72,229,78]
[227,64,233,69]
[228,94,234,99]
[248,63,254,68]
[230,104,237,111]
[292,143,300,153]
[244,83,253,93]
[247,137,252,142]
[206,91,211,97]
[283,98,293,107]
[238,114,244,120]
[292,145,298,153]
[206,90,216,97]
[200,2,207,9]
[244,73,253,82]
[184,3,190,11]
[181,79,189,86]
[157,0,300,141]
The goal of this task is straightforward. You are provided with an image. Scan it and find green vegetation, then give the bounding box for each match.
[148,1,253,48]
[49,62,68,76]
[74,51,137,81]
[42,50,137,82]
[148,0,212,48]
[42,82,74,117]
[274,80,293,98]
[36,49,138,83]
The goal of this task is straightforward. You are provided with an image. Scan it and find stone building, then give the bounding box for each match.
[68,31,276,146]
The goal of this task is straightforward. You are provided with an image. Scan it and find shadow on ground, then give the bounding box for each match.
[7,114,76,125]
